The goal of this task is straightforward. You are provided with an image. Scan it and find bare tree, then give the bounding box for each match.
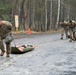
[55,0,61,30]
[49,0,53,29]
[45,0,47,31]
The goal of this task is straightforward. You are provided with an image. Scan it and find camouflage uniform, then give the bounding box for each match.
[68,20,76,42]
[0,37,5,56]
[60,21,69,39]
[0,20,12,57]
[5,42,11,57]
[73,27,76,39]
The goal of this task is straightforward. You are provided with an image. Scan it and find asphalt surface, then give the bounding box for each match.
[0,32,76,75]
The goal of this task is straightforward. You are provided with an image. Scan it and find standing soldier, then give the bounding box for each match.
[0,19,13,57]
[68,20,76,42]
[60,20,69,39]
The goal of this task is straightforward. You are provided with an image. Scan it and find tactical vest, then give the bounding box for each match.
[0,21,12,38]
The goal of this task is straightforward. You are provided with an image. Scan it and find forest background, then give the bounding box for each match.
[0,0,76,32]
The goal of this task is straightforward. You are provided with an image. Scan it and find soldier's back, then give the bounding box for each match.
[0,21,12,37]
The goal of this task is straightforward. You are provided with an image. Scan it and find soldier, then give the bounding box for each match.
[68,20,76,42]
[60,20,69,39]
[0,19,13,57]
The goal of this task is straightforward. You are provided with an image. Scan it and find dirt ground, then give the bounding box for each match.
[0,30,76,75]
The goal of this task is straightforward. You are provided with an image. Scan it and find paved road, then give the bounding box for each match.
[0,32,76,75]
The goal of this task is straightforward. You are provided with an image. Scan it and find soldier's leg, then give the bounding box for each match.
[6,42,11,57]
[69,28,73,42]
[73,32,76,41]
[61,27,64,39]
[0,39,5,56]
[65,29,68,39]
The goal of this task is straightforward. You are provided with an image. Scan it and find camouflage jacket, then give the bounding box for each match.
[0,21,12,38]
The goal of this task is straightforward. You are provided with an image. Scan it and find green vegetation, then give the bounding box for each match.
[0,0,76,31]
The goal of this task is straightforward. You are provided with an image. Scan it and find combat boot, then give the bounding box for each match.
[6,53,10,57]
[68,35,70,38]
[61,37,63,39]
[0,50,5,56]
[69,36,73,42]
[69,39,72,42]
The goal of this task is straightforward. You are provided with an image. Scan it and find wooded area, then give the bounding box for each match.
[0,0,76,31]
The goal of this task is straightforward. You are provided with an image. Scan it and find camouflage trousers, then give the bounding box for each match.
[0,37,11,57]
[5,42,11,54]
[0,37,5,51]
[61,27,69,39]
[69,28,76,42]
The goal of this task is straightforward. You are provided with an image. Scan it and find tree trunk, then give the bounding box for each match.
[55,0,61,30]
[45,0,47,31]
[32,0,35,30]
[49,0,53,30]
